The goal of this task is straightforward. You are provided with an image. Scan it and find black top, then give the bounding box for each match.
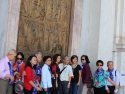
[71,65,81,83]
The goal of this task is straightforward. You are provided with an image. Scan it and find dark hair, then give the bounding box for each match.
[107,61,113,64]
[25,55,37,69]
[81,55,90,63]
[71,55,78,63]
[96,60,104,66]
[43,56,52,62]
[53,54,61,63]
[16,52,24,60]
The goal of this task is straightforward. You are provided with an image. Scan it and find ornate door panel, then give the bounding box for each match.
[17,0,72,60]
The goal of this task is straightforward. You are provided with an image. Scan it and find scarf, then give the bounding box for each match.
[8,62,14,84]
[17,61,22,72]
[36,64,41,75]
[95,68,104,78]
[32,69,38,94]
[108,68,114,80]
[81,62,86,70]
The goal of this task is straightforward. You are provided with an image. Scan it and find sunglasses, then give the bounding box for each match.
[16,58,23,60]
[97,65,103,66]
[81,59,85,60]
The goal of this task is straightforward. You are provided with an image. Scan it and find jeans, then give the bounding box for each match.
[58,81,69,94]
[41,88,50,94]
[69,83,78,94]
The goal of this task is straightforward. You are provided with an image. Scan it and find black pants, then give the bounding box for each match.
[106,86,115,94]
[51,88,58,94]
[94,86,106,94]
[58,81,69,94]
[24,88,32,94]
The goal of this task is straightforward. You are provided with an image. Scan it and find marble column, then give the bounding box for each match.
[68,0,83,58]
[4,0,21,55]
[113,0,125,93]
[0,0,9,58]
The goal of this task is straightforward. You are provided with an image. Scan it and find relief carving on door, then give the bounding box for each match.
[17,0,72,60]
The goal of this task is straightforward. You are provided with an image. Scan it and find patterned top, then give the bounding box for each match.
[93,70,109,88]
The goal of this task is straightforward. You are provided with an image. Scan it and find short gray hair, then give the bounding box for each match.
[63,56,69,60]
[35,52,42,56]
[8,49,16,54]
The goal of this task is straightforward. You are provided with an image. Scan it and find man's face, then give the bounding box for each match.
[107,62,114,70]
[36,54,42,63]
[63,57,70,64]
[9,53,16,61]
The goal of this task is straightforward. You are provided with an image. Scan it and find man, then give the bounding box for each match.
[58,56,73,94]
[0,49,17,94]
[106,61,120,94]
[35,52,42,83]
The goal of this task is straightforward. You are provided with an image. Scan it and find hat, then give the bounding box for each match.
[14,81,24,94]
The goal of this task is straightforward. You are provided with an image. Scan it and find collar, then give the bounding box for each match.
[5,56,10,63]
[108,68,114,72]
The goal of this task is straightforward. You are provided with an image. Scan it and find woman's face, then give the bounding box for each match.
[16,54,23,63]
[56,56,61,63]
[30,57,37,66]
[97,62,103,70]
[46,58,52,65]
[72,57,78,64]
[36,54,42,63]
[81,56,86,64]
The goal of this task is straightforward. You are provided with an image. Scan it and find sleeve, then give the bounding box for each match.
[78,65,81,70]
[0,61,9,79]
[41,66,47,88]
[105,80,109,90]
[114,71,120,93]
[68,65,73,77]
[104,71,109,79]
[83,64,91,83]
[25,67,33,82]
[51,64,57,74]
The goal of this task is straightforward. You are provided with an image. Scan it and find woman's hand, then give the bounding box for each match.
[44,88,47,92]
[77,81,80,86]
[56,83,58,88]
[36,87,41,91]
[22,71,26,76]
[115,84,119,89]
[51,74,55,78]
[67,83,70,88]
[91,88,94,93]
[106,90,110,93]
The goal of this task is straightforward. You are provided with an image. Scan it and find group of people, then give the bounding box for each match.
[0,49,120,94]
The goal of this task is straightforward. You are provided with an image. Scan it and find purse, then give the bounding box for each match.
[87,71,93,88]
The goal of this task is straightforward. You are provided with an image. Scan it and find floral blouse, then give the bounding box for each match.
[93,70,109,88]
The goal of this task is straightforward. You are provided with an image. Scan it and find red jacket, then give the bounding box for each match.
[24,66,34,90]
[82,64,91,84]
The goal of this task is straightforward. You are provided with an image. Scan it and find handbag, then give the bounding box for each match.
[87,71,93,88]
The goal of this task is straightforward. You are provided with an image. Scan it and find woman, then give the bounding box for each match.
[13,52,25,81]
[41,56,52,94]
[24,55,41,94]
[51,54,61,94]
[69,55,81,94]
[13,52,25,94]
[81,55,91,94]
[92,60,118,94]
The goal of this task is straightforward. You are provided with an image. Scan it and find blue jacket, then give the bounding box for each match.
[41,64,52,88]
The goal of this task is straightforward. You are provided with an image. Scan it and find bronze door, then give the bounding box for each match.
[17,0,72,61]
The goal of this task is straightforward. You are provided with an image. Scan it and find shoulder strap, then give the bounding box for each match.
[115,70,116,76]
[60,65,68,75]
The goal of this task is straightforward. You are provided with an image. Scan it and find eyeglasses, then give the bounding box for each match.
[81,59,85,60]
[97,65,103,66]
[17,58,23,60]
